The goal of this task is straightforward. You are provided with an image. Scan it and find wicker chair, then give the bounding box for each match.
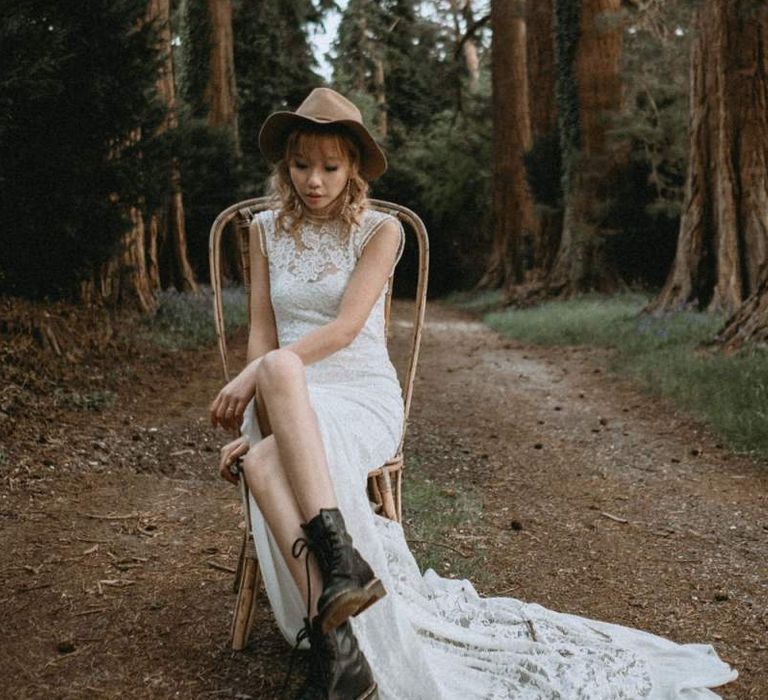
[208,196,429,650]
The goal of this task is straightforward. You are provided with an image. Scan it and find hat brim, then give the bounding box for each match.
[258,112,387,181]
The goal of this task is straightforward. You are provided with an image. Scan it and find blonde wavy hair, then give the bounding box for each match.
[268,125,370,242]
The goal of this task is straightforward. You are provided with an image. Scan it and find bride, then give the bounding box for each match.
[209,87,737,699]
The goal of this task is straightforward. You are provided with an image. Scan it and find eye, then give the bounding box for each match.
[292,159,308,170]
[325,165,339,172]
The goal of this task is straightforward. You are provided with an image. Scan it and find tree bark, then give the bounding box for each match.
[373,54,388,139]
[205,0,242,281]
[81,203,156,313]
[148,0,198,294]
[715,274,768,352]
[526,0,562,276]
[480,0,536,290]
[648,2,768,315]
[451,0,481,93]
[547,0,623,295]
[205,0,240,154]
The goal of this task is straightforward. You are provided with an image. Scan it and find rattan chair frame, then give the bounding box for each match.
[208,196,429,650]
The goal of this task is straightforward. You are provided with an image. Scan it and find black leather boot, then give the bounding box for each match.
[295,617,378,700]
[302,508,386,633]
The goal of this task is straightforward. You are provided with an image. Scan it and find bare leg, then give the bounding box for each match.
[254,349,337,519]
[242,435,323,618]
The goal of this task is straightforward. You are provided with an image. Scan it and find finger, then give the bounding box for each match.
[233,399,247,428]
[224,404,238,431]
[217,400,235,430]
[219,462,238,484]
[219,450,239,483]
[210,395,223,427]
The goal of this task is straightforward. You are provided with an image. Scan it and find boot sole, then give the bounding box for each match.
[319,578,387,633]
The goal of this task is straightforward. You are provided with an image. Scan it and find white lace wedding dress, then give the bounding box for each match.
[240,207,737,699]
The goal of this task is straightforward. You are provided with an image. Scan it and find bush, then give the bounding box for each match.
[144,285,247,350]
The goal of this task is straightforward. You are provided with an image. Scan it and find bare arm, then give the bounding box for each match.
[209,215,278,431]
[283,218,402,365]
[246,216,279,363]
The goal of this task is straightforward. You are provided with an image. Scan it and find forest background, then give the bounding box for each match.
[2,0,768,452]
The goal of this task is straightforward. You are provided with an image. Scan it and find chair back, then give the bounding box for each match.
[208,196,429,453]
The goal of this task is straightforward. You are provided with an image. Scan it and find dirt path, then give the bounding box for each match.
[1,301,765,698]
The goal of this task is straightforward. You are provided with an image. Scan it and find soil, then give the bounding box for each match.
[1,300,766,699]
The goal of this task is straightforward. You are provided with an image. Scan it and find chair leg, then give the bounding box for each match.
[232,529,248,594]
[377,469,398,521]
[230,553,261,651]
[395,469,403,524]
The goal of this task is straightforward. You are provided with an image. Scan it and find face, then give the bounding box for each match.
[288,135,352,213]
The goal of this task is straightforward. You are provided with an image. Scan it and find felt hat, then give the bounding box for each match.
[258,88,387,180]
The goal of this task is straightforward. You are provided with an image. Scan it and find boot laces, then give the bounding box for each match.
[282,538,322,698]
[317,528,348,577]
[281,617,329,699]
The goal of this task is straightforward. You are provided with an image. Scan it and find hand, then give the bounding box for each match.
[218,436,250,484]
[209,361,259,431]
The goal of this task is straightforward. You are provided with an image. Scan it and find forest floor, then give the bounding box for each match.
[1,300,766,699]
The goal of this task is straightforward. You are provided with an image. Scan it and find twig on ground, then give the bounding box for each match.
[600,511,629,524]
[72,607,109,617]
[77,511,139,520]
[43,644,90,669]
[15,582,51,593]
[206,560,237,574]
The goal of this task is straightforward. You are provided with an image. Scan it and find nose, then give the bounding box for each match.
[307,168,322,188]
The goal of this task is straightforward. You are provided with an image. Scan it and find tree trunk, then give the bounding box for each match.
[373,55,388,139]
[80,122,157,312]
[526,0,562,276]
[148,0,198,294]
[206,0,240,154]
[716,274,768,352]
[547,0,623,296]
[451,0,481,93]
[81,204,156,313]
[648,2,768,315]
[480,0,536,290]
[206,0,242,282]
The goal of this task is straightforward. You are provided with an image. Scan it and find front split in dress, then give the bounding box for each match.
[239,207,737,699]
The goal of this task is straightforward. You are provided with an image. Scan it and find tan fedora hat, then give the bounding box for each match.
[258,87,387,180]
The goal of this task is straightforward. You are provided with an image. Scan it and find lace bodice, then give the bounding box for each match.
[252,208,404,379]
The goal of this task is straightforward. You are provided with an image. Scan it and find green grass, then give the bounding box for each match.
[144,285,248,350]
[444,288,505,314]
[403,456,485,579]
[471,293,768,458]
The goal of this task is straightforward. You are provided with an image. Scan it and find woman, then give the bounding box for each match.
[210,88,736,699]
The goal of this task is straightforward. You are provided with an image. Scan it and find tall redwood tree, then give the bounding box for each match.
[546,0,624,295]
[649,2,768,316]
[481,0,536,290]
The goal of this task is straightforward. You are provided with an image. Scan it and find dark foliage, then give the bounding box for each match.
[234,0,323,195]
[0,0,169,299]
[174,117,240,280]
[524,130,563,210]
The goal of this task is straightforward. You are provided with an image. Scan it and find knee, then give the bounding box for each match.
[258,349,305,390]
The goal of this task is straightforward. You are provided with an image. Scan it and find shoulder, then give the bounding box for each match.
[355,207,405,276]
[250,209,277,230]
[356,208,401,249]
[249,209,278,257]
